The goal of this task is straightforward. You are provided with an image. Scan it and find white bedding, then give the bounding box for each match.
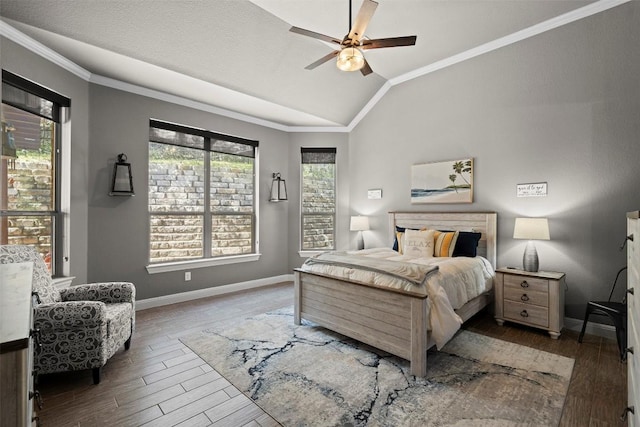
[300,247,495,349]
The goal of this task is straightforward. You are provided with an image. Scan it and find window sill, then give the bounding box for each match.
[145,253,261,274]
[52,276,75,289]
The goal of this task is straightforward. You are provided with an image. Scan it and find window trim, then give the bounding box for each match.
[147,119,259,267]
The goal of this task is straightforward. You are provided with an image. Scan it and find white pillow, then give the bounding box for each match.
[403,229,435,258]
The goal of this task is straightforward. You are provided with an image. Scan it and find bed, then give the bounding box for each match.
[293,211,497,377]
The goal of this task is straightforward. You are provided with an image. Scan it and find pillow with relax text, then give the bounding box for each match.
[403,229,435,258]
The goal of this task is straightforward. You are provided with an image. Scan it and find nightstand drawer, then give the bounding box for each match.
[503,275,548,294]
[504,301,548,328]
[504,286,549,307]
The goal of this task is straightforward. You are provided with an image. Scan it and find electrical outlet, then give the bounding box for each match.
[185,271,191,281]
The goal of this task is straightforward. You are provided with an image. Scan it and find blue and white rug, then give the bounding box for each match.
[181,307,574,426]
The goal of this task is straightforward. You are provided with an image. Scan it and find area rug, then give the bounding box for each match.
[180,307,574,426]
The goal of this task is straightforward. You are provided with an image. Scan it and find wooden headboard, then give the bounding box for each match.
[388,212,497,269]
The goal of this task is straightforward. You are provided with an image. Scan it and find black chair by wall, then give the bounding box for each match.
[578,266,628,361]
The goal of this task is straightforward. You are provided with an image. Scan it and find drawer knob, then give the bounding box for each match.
[520,310,529,318]
[621,406,635,421]
[30,328,42,348]
[628,287,635,295]
[521,294,530,302]
[620,233,634,250]
[31,291,42,304]
[29,390,44,409]
[520,281,529,288]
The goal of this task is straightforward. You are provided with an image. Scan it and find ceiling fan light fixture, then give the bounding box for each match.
[336,46,365,72]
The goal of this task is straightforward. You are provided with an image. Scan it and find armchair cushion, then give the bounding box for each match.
[61,282,135,305]
[34,301,107,330]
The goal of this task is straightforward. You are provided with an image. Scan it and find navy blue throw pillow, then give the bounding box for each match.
[453,231,482,257]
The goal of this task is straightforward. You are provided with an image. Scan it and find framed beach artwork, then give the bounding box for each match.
[411,158,473,204]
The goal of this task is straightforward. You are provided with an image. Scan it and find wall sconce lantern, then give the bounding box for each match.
[269,172,288,202]
[109,153,134,196]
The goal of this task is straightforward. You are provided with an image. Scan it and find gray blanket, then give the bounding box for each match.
[303,252,439,287]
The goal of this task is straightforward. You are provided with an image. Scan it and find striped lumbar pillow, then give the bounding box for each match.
[434,230,459,257]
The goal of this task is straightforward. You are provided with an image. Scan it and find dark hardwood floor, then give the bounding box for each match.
[36,283,627,426]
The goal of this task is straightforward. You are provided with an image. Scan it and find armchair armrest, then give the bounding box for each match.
[60,282,135,304]
[34,301,107,330]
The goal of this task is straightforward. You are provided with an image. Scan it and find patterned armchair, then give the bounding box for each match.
[0,245,135,384]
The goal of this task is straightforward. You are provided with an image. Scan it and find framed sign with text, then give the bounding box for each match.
[517,182,547,197]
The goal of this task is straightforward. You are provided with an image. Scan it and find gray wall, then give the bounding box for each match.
[348,2,640,318]
[88,85,292,300]
[1,38,91,284]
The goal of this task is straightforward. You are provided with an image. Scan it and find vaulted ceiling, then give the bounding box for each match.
[2,0,621,130]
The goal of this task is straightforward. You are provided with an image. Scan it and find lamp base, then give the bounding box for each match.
[357,232,365,251]
[522,241,539,272]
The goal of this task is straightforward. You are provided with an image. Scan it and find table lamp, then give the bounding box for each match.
[513,217,550,272]
[350,216,370,250]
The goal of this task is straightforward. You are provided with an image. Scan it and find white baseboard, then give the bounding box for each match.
[564,316,617,340]
[137,281,619,342]
[136,274,294,311]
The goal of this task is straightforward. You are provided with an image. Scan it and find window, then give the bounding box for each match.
[1,70,69,275]
[148,120,258,264]
[301,147,336,251]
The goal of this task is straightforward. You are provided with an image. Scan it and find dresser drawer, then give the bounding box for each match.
[503,275,548,294]
[504,286,549,307]
[504,300,549,328]
[629,313,639,427]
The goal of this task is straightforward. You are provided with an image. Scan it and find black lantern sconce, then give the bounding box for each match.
[109,153,134,196]
[269,172,288,202]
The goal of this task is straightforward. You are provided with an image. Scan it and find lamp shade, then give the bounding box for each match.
[350,216,370,231]
[513,218,550,240]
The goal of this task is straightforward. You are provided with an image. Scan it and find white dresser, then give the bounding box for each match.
[0,262,37,427]
[627,211,639,426]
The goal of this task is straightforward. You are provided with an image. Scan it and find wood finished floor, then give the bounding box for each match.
[36,282,627,427]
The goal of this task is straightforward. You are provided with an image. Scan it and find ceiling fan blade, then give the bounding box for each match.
[305,50,340,70]
[360,59,373,76]
[347,0,378,43]
[290,26,342,45]
[361,35,417,50]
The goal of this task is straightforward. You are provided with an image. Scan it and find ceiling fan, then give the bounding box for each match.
[289,0,417,76]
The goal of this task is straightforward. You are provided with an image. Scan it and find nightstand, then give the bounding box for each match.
[494,267,566,339]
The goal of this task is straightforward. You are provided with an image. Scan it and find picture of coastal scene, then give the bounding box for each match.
[411,158,473,203]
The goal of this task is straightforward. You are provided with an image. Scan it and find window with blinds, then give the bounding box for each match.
[1,70,69,275]
[301,147,336,251]
[148,119,258,263]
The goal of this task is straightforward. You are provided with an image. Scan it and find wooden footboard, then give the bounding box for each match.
[294,211,497,377]
[294,269,430,376]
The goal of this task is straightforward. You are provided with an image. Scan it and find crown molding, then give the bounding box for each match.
[90,74,296,132]
[0,20,92,81]
[2,0,630,133]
